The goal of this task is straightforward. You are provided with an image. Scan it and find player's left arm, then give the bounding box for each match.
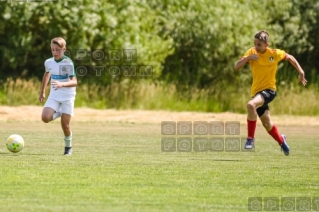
[285,53,307,86]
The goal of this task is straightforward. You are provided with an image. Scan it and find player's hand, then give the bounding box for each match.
[298,73,307,86]
[51,81,64,90]
[39,93,45,103]
[249,54,259,61]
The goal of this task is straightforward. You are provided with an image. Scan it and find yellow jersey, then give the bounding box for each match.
[242,47,287,96]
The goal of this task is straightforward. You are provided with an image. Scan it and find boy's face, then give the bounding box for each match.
[51,43,65,60]
[254,38,268,54]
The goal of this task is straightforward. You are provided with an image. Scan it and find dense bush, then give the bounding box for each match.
[0,0,318,89]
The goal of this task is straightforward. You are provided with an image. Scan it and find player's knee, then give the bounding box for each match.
[62,123,70,131]
[247,102,255,111]
[41,115,51,123]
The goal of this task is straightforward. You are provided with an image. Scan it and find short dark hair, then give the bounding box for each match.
[254,30,269,43]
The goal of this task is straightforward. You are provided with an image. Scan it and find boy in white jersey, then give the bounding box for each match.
[39,37,77,155]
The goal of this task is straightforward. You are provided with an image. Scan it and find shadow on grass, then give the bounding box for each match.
[0,152,20,156]
[190,158,241,161]
[0,152,54,156]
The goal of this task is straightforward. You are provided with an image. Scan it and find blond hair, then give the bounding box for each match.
[51,37,66,48]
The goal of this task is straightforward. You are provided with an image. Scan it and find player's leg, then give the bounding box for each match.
[61,113,72,155]
[247,94,264,121]
[260,110,281,141]
[41,107,55,123]
[259,110,275,130]
[60,99,75,155]
[41,98,61,123]
[257,90,290,156]
[259,110,289,155]
[244,94,264,149]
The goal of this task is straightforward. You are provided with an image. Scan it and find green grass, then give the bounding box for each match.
[0,120,318,212]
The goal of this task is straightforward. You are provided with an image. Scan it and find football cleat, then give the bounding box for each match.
[244,138,255,149]
[281,134,290,156]
[64,147,72,156]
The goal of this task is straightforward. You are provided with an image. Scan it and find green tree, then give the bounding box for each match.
[0,0,173,85]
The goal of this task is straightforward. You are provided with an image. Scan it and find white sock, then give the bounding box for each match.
[52,112,62,121]
[64,132,72,147]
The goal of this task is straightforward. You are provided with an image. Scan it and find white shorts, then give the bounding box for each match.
[44,97,75,116]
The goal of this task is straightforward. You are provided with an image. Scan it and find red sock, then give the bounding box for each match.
[268,125,283,145]
[247,119,257,139]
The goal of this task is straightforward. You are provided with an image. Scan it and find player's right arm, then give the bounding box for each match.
[39,72,51,103]
[234,54,259,71]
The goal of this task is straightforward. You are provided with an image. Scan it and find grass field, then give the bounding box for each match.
[0,108,319,212]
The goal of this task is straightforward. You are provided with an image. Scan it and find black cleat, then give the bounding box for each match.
[64,147,72,155]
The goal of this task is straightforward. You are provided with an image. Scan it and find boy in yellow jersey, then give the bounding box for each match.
[234,30,307,156]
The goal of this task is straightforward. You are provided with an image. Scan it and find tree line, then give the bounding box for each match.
[0,0,318,90]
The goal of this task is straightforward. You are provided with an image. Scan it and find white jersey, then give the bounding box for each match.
[44,56,76,101]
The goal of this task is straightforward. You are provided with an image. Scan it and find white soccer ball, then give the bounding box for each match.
[6,134,24,153]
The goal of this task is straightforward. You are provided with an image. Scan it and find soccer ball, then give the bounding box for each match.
[6,134,24,153]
